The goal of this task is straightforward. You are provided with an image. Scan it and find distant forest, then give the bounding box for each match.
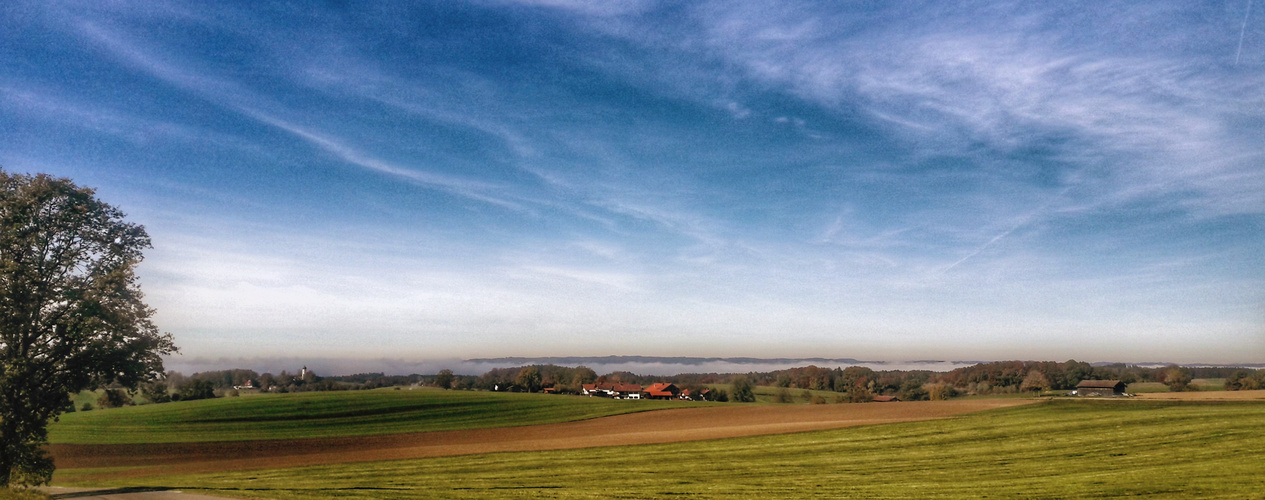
[144,360,1264,405]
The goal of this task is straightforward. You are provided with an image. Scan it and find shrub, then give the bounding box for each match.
[96,389,134,409]
[141,381,171,404]
[177,380,217,401]
[928,384,957,401]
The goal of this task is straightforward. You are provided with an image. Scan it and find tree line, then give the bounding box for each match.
[117,361,1265,409]
[429,361,1264,400]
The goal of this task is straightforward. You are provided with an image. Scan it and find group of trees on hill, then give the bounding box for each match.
[1224,370,1265,390]
[426,361,1264,401]
[471,365,599,393]
[938,361,1264,394]
[88,360,1265,413]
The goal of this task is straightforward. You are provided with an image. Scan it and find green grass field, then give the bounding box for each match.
[47,388,704,444]
[60,399,1265,498]
[749,384,841,403]
[1127,378,1226,393]
[0,489,50,500]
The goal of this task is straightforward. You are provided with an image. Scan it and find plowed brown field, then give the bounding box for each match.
[52,399,1032,481]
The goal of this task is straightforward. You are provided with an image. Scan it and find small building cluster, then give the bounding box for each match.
[581,382,708,400]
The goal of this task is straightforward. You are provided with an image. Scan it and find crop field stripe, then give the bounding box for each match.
[50,399,1027,479]
[48,389,706,444]
[53,400,1265,499]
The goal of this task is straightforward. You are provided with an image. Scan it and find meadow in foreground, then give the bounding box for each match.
[48,388,700,444]
[59,399,1265,499]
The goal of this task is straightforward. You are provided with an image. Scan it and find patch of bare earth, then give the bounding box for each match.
[51,399,1032,481]
[1135,389,1265,401]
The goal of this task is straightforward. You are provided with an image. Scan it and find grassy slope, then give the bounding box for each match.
[79,399,1265,499]
[0,490,50,500]
[47,388,703,444]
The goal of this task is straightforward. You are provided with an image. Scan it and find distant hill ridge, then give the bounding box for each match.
[464,356,879,366]
[463,356,1265,369]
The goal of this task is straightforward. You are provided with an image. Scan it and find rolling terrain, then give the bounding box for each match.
[48,388,694,444]
[50,399,1026,482]
[47,389,1265,498]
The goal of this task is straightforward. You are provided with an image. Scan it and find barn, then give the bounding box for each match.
[1075,379,1127,397]
[644,382,680,400]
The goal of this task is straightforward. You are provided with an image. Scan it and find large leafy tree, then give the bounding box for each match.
[729,375,756,403]
[0,171,176,486]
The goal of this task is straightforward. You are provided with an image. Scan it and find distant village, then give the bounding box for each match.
[114,360,1263,410]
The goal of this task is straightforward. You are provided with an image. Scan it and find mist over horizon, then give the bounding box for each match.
[161,355,1265,378]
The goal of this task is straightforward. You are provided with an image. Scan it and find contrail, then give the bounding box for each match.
[940,223,1022,274]
[1237,0,1253,66]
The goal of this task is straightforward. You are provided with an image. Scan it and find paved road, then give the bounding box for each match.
[41,487,233,500]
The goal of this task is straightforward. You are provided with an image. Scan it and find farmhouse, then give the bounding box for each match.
[582,383,644,399]
[582,383,613,397]
[1076,379,1127,397]
[679,388,709,401]
[613,383,643,399]
[644,382,680,400]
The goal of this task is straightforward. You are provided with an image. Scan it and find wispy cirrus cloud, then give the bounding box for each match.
[4,0,1260,364]
[72,19,539,213]
[681,1,1265,215]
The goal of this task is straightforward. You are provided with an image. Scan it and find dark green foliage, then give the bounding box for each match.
[729,376,755,402]
[0,171,175,486]
[434,369,454,390]
[176,380,216,402]
[773,388,792,403]
[516,367,542,393]
[898,380,929,401]
[95,389,134,409]
[1224,370,1262,391]
[140,381,170,404]
[478,365,596,392]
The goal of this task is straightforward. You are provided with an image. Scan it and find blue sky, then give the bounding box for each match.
[2,0,1262,368]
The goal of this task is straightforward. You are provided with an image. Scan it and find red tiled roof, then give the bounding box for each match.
[613,383,642,392]
[582,384,596,391]
[872,395,899,402]
[647,391,674,397]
